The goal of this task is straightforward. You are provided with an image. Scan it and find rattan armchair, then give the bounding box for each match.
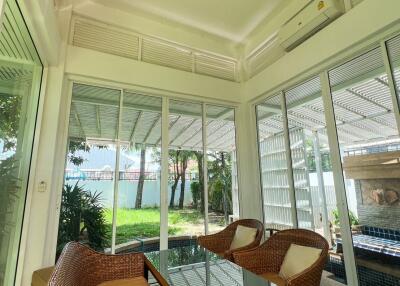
[49,242,167,286]
[233,229,329,286]
[197,219,264,261]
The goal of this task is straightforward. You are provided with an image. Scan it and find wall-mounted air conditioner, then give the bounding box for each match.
[278,0,344,51]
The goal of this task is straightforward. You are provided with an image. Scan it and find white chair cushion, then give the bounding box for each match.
[279,244,322,279]
[229,225,258,250]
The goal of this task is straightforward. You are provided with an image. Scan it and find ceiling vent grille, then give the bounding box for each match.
[246,33,285,78]
[195,54,236,81]
[70,16,238,82]
[141,38,192,72]
[72,18,140,60]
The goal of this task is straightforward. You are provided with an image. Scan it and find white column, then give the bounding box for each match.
[320,71,359,286]
[111,90,123,254]
[280,91,298,228]
[313,131,331,246]
[235,102,263,221]
[160,97,169,250]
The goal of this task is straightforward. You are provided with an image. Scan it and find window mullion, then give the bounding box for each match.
[280,91,298,228]
[320,71,359,286]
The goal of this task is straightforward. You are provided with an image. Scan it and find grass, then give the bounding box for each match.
[104,208,206,245]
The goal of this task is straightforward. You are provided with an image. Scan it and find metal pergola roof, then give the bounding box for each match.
[257,46,400,148]
[68,84,236,152]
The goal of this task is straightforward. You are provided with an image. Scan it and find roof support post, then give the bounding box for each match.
[380,40,400,135]
[312,130,332,247]
[202,103,209,234]
[160,97,169,250]
[111,89,124,254]
[280,91,298,228]
[320,71,359,286]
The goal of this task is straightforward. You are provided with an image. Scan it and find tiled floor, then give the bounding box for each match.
[321,271,346,286]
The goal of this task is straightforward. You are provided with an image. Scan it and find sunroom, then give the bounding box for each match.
[1,0,400,286]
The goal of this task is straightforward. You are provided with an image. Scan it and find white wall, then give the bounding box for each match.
[65,45,243,104]
[244,0,400,102]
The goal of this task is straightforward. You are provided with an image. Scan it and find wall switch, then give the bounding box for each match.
[38,181,47,192]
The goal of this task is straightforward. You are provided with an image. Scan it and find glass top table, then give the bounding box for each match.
[144,244,276,286]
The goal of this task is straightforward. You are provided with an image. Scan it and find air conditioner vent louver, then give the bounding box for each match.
[70,16,238,82]
[195,54,236,81]
[73,19,139,60]
[141,39,192,72]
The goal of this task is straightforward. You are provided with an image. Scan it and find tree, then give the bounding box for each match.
[193,151,205,214]
[135,146,146,209]
[207,151,233,224]
[178,151,191,209]
[169,150,181,208]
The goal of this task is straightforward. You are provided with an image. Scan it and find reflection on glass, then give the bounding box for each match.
[0,0,43,284]
[284,77,347,283]
[115,92,162,251]
[206,105,238,234]
[57,84,121,255]
[168,100,205,240]
[329,47,400,285]
[256,94,294,230]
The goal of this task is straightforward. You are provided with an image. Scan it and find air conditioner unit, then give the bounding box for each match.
[278,0,344,51]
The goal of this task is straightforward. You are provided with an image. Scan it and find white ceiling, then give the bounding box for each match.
[90,0,287,43]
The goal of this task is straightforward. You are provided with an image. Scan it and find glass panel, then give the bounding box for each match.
[168,100,204,245]
[0,0,43,284]
[256,94,294,232]
[57,84,120,255]
[285,77,347,283]
[115,92,162,252]
[206,105,239,234]
[329,47,400,285]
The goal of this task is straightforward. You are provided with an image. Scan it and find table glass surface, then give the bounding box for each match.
[145,244,276,286]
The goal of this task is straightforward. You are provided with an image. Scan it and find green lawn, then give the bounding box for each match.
[104,208,206,245]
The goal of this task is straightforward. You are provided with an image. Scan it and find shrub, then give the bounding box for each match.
[332,209,359,227]
[56,183,109,257]
[190,181,200,209]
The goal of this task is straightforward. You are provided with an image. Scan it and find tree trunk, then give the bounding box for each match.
[194,152,205,214]
[135,147,146,209]
[179,155,188,209]
[169,151,180,208]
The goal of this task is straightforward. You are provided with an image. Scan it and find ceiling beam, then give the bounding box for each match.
[345,88,391,112]
[143,115,161,144]
[155,115,181,146]
[96,105,101,137]
[169,118,197,145]
[129,111,142,142]
[72,103,85,138]
[72,95,232,121]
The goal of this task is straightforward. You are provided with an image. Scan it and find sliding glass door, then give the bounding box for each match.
[328,46,400,285]
[57,85,240,255]
[256,34,400,286]
[0,0,43,284]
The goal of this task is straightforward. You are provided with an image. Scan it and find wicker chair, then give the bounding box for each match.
[233,229,329,286]
[197,219,264,261]
[49,242,167,286]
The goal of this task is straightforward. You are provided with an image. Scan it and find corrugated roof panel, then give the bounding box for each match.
[329,47,383,89]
